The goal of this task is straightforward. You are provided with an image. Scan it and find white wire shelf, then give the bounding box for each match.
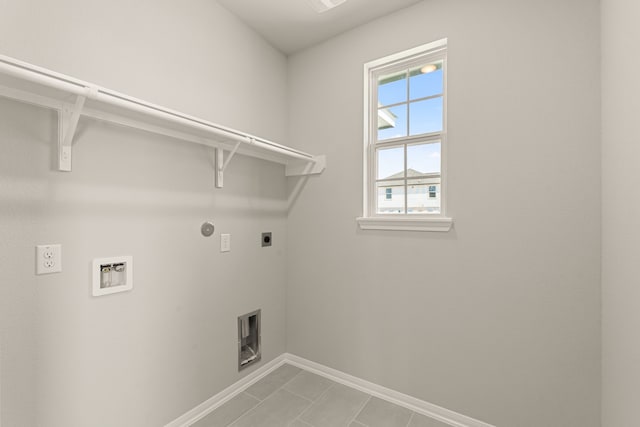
[0,54,326,187]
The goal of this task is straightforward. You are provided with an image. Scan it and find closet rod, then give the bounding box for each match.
[0,55,315,163]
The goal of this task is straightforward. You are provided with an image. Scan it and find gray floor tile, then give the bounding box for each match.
[355,396,413,427]
[284,371,336,401]
[193,365,454,427]
[408,412,453,427]
[300,384,370,427]
[245,364,302,400]
[230,389,311,427]
[192,393,260,427]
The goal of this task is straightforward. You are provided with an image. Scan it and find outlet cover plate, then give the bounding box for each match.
[221,234,231,252]
[36,244,62,275]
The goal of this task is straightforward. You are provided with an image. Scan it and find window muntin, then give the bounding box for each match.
[376,60,444,143]
[366,43,447,218]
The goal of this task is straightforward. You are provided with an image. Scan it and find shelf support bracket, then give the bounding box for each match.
[285,155,326,177]
[215,140,243,189]
[57,93,87,171]
[222,141,242,172]
[215,147,224,188]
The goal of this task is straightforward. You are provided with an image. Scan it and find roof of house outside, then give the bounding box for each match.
[378,169,441,187]
[384,168,428,179]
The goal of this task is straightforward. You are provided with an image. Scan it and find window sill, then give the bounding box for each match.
[356,216,453,232]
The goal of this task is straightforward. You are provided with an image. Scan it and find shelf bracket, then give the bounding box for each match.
[285,155,326,177]
[215,147,224,188]
[215,140,243,189]
[57,93,87,171]
[223,140,242,172]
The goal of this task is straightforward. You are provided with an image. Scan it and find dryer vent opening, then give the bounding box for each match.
[238,309,261,370]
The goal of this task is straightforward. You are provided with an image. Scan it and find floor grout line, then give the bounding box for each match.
[297,383,337,424]
[227,396,267,427]
[243,389,263,402]
[281,369,337,404]
[225,393,261,427]
[270,367,314,406]
[244,364,304,402]
[287,417,313,427]
[233,366,314,427]
[347,394,372,426]
[282,386,316,404]
[227,366,303,427]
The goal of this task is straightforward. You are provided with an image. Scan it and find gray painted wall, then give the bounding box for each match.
[0,1,288,426]
[601,0,640,425]
[0,0,611,426]
[286,1,601,426]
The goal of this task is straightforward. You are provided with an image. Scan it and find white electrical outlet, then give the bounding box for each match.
[36,244,62,275]
[221,234,231,253]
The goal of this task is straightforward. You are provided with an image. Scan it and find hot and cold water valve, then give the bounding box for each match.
[238,309,261,370]
[92,256,133,296]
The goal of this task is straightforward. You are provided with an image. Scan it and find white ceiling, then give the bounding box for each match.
[217,0,424,55]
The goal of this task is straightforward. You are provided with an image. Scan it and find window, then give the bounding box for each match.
[357,39,452,232]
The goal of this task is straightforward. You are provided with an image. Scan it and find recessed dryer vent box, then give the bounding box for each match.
[261,232,272,247]
[238,309,261,370]
[92,256,133,296]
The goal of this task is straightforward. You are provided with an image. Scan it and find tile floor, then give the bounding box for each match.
[192,364,451,427]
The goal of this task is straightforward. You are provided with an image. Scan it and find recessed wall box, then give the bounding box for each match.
[238,309,261,370]
[261,232,272,247]
[92,256,133,296]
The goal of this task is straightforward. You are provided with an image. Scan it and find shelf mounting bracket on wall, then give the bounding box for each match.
[285,155,326,177]
[215,140,242,188]
[57,91,89,171]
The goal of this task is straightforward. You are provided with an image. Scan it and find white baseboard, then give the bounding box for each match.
[164,354,287,427]
[284,353,495,427]
[165,352,495,427]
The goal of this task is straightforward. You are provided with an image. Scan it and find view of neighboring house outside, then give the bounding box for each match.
[377,168,440,214]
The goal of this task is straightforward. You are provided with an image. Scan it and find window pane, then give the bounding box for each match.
[378,104,407,141]
[407,142,441,175]
[407,178,440,214]
[377,71,407,107]
[377,181,405,214]
[377,146,404,179]
[409,62,443,100]
[409,97,443,135]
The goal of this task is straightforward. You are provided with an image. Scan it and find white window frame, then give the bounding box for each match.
[357,39,453,232]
